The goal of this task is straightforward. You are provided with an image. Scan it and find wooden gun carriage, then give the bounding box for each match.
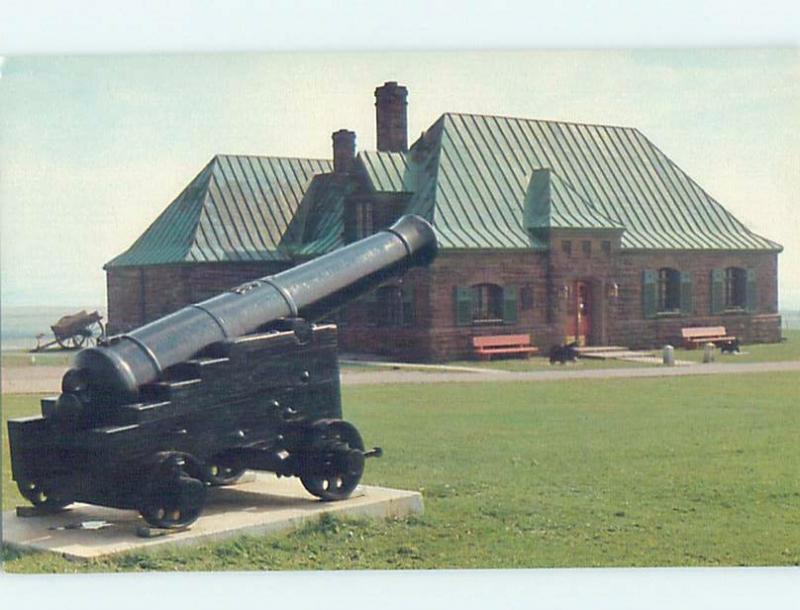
[8,215,437,529]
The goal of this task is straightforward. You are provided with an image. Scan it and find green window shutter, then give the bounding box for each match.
[401,285,416,326]
[680,271,693,315]
[503,286,518,325]
[710,269,724,314]
[746,269,758,313]
[454,287,473,326]
[642,270,657,319]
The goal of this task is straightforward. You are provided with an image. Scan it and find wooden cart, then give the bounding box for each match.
[34,310,105,351]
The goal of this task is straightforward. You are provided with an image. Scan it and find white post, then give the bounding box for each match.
[703,342,716,364]
[662,344,675,366]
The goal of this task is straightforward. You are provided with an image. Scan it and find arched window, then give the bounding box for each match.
[471,283,504,323]
[657,268,681,312]
[724,267,747,309]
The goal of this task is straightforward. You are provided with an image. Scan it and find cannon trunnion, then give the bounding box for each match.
[8,215,437,529]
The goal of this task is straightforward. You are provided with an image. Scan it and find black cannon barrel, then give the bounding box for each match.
[69,215,437,404]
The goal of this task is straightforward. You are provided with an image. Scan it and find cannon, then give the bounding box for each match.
[8,215,437,529]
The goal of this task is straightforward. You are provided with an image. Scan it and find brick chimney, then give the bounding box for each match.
[375,81,408,152]
[332,129,356,174]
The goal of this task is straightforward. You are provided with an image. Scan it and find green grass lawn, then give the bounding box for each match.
[2,371,799,572]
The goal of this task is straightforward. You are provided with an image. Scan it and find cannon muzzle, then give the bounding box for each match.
[66,215,437,407]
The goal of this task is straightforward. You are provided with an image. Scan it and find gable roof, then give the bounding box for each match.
[106,155,331,267]
[407,113,781,251]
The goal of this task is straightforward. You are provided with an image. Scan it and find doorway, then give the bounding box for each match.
[566,280,593,346]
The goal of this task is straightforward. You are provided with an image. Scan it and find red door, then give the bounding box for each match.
[566,281,592,346]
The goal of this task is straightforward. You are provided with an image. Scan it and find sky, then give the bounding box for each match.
[1,49,798,308]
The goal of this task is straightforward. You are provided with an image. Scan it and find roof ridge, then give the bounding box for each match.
[632,130,783,251]
[441,111,640,133]
[213,153,332,163]
[358,150,406,156]
[105,161,214,268]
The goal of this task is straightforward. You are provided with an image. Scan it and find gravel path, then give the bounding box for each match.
[2,360,799,394]
[339,360,800,385]
[2,366,67,394]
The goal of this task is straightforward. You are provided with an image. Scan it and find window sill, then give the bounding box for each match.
[655,311,683,318]
[472,318,505,326]
[721,308,747,315]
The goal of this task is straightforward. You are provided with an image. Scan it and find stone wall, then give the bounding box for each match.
[336,267,434,360]
[106,262,287,333]
[338,247,781,361]
[106,248,781,360]
[612,250,780,348]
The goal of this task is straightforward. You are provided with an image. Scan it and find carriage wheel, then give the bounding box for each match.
[55,333,85,349]
[86,321,105,346]
[18,480,71,512]
[300,420,365,501]
[139,453,207,529]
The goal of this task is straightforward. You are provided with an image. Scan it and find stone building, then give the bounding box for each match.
[106,82,782,361]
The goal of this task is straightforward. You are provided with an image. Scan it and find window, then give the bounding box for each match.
[711,267,755,314]
[582,240,592,258]
[455,284,517,326]
[561,240,572,256]
[374,285,415,327]
[724,267,747,309]
[657,268,681,312]
[644,268,691,319]
[602,240,611,255]
[471,283,504,323]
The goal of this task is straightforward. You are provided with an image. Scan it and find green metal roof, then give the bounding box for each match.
[524,168,624,231]
[358,150,414,193]
[281,173,353,256]
[108,110,780,268]
[106,155,331,267]
[414,113,781,251]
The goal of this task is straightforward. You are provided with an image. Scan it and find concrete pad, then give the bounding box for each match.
[2,473,423,561]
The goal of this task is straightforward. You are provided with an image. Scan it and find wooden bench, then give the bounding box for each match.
[681,326,737,349]
[472,334,539,360]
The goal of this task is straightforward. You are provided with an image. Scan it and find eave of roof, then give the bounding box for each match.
[105,155,333,268]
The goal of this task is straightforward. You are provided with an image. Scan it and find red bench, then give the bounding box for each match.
[472,334,539,360]
[681,326,737,349]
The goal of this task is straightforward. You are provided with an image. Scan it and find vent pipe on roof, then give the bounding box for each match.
[375,81,408,153]
[332,129,356,174]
